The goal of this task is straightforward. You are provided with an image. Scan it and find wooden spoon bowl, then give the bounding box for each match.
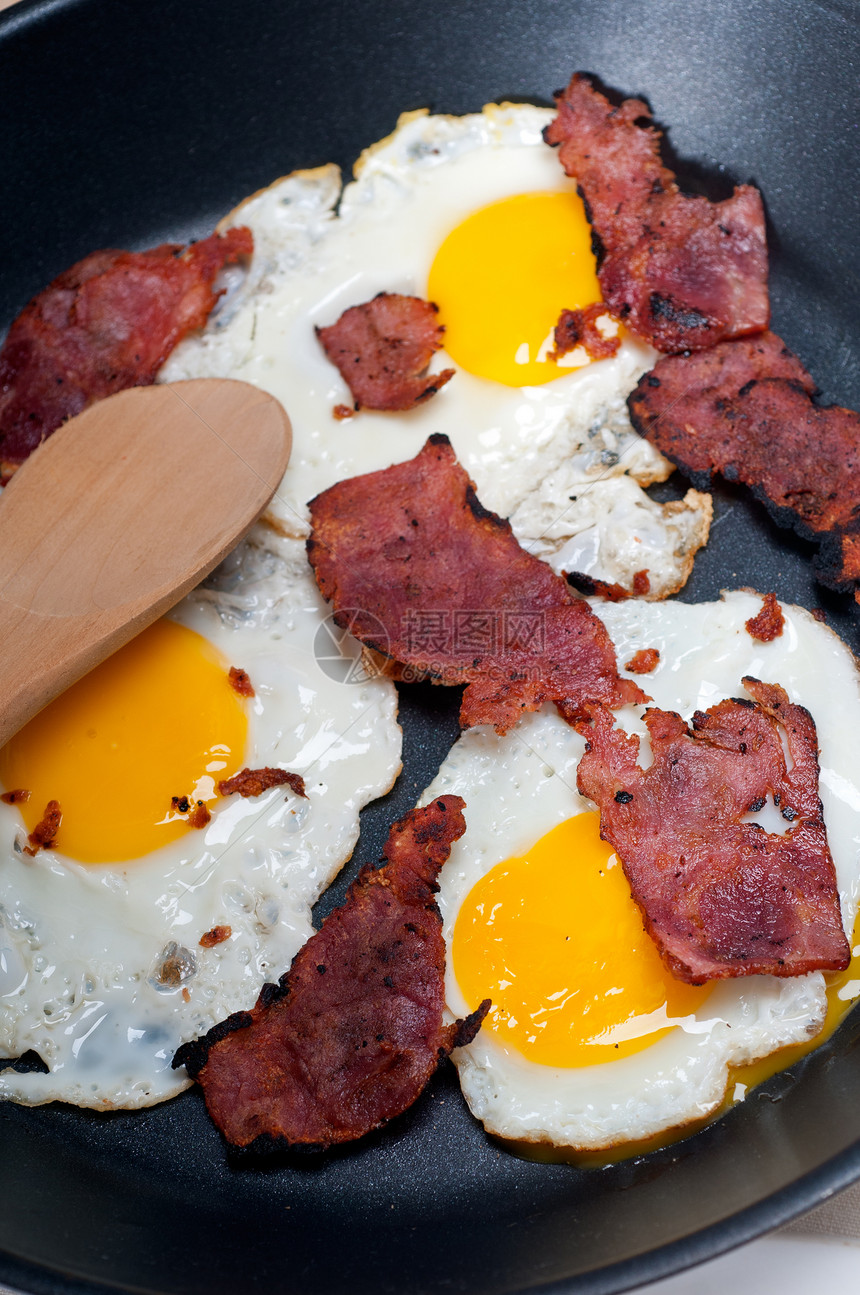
[0,379,292,747]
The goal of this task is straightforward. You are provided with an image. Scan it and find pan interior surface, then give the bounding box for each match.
[1,1,859,1292]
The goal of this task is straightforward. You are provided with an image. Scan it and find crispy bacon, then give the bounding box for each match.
[227,666,255,698]
[544,74,769,352]
[565,571,631,602]
[0,227,253,473]
[218,767,306,799]
[170,794,211,828]
[200,926,232,949]
[746,592,785,642]
[307,435,646,734]
[0,789,30,805]
[551,304,620,361]
[173,796,488,1150]
[188,802,211,830]
[316,292,455,412]
[576,678,849,984]
[625,648,660,674]
[23,800,62,857]
[627,331,860,590]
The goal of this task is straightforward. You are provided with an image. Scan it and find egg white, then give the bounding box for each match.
[425,591,860,1149]
[161,104,711,598]
[0,526,401,1108]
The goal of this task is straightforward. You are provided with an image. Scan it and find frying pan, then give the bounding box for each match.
[2,0,859,1291]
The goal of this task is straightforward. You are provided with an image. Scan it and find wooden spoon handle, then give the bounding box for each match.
[0,379,291,748]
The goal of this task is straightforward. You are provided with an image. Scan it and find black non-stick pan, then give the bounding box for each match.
[2,1,860,1291]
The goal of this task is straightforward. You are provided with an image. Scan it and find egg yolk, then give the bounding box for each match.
[427,190,604,388]
[452,812,711,1066]
[0,619,248,864]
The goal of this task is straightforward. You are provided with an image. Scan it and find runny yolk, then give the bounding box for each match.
[452,812,711,1067]
[0,619,248,864]
[514,914,860,1169]
[427,190,605,388]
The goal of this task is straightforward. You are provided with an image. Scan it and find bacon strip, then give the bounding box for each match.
[576,678,849,984]
[173,796,487,1150]
[564,571,631,602]
[316,292,455,412]
[544,74,769,352]
[627,331,860,590]
[307,435,646,733]
[0,227,253,474]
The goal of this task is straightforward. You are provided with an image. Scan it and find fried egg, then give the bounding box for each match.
[0,526,401,1108]
[161,104,710,598]
[425,591,860,1150]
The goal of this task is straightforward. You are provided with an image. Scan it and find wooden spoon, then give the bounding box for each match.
[0,378,292,748]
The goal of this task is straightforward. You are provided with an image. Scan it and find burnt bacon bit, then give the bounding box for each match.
[627,332,860,590]
[227,666,255,698]
[188,801,211,830]
[23,800,62,856]
[1,789,30,805]
[625,647,660,674]
[315,292,455,413]
[307,435,647,735]
[544,74,769,352]
[170,795,211,829]
[218,767,307,800]
[568,568,655,603]
[575,678,849,984]
[172,797,490,1150]
[550,303,621,361]
[200,925,232,949]
[0,228,253,466]
[745,592,785,642]
[564,570,630,602]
